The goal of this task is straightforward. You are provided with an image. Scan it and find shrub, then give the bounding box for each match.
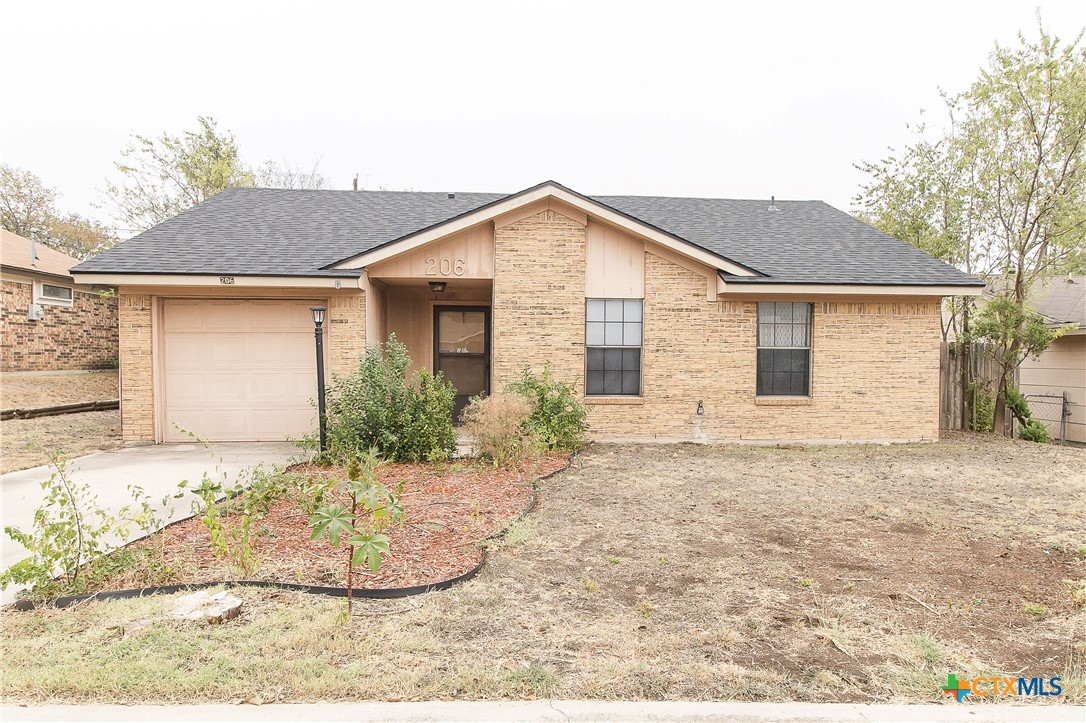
[968,382,995,433]
[460,393,538,466]
[314,334,456,463]
[506,364,588,451]
[1019,419,1052,444]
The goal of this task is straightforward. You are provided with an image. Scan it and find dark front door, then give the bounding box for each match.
[434,306,490,422]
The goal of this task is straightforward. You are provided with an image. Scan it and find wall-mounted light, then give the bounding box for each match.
[696,400,704,415]
[429,281,447,292]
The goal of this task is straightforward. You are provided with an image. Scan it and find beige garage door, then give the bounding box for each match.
[161,299,322,442]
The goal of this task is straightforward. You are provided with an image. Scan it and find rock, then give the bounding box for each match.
[169,590,243,624]
[123,618,153,637]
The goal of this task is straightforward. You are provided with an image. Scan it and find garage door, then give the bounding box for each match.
[161,299,322,442]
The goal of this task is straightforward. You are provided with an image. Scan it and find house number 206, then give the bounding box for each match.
[424,257,465,276]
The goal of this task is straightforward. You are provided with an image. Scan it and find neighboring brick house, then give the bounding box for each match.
[71,181,983,444]
[1,229,118,372]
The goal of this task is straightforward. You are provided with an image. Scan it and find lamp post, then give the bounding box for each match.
[310,306,328,453]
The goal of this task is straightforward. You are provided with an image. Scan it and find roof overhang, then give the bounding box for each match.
[716,273,985,297]
[69,273,361,289]
[329,181,762,277]
[1,264,77,284]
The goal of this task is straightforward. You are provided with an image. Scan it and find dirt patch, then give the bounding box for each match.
[2,434,1083,704]
[0,370,118,409]
[86,454,569,592]
[1,409,122,474]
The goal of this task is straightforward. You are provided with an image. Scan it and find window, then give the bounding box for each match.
[757,302,812,396]
[34,281,74,306]
[586,298,642,395]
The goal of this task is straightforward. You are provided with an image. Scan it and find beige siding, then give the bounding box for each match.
[585,221,644,298]
[1020,334,1086,443]
[367,224,494,280]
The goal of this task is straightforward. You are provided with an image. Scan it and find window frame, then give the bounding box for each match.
[585,298,643,397]
[34,280,75,307]
[755,301,813,397]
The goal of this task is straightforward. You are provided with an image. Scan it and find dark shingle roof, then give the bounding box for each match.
[72,183,981,287]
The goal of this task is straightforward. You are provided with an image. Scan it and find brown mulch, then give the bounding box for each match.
[103,454,570,592]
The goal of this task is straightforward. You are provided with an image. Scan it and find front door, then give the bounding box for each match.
[434,306,490,422]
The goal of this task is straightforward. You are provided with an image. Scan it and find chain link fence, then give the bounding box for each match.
[1018,393,1076,446]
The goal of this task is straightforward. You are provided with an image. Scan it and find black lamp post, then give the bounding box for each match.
[310,306,328,452]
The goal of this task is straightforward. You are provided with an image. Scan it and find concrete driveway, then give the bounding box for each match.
[0,443,300,588]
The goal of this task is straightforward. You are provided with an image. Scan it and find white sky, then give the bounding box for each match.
[2,0,1084,236]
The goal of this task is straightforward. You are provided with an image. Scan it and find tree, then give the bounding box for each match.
[855,20,1086,433]
[105,116,255,232]
[1,164,118,260]
[0,163,56,238]
[257,159,328,189]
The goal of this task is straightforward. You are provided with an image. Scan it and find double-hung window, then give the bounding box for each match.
[586,298,642,396]
[756,302,812,396]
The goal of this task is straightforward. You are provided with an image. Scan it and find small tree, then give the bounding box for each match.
[972,295,1074,430]
[308,452,404,617]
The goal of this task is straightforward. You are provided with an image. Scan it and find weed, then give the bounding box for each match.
[606,555,621,565]
[581,575,599,593]
[1022,601,1048,617]
[795,577,815,588]
[636,599,654,617]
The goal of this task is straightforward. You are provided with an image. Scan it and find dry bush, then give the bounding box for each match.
[460,393,539,466]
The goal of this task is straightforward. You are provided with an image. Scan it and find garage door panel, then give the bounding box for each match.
[162,299,324,442]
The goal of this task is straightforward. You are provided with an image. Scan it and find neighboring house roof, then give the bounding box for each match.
[71,180,982,287]
[1028,276,1085,328]
[1,229,81,280]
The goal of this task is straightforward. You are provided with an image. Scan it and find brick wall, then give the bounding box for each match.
[585,252,942,442]
[492,208,586,389]
[118,294,154,442]
[328,292,366,377]
[1,278,118,372]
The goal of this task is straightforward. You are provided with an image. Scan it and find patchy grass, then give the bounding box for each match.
[1,410,122,474]
[0,370,118,409]
[2,432,1084,704]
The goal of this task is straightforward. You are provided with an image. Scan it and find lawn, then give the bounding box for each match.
[0,371,121,473]
[1,432,1083,704]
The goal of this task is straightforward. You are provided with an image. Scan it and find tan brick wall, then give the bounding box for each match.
[492,208,586,389]
[328,292,366,377]
[585,252,942,442]
[1,278,118,372]
[118,294,154,442]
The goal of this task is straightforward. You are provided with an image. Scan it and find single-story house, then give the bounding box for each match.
[71,180,982,445]
[1019,276,1085,444]
[1,229,118,372]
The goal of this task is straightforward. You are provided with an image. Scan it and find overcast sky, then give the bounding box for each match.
[3,0,1084,236]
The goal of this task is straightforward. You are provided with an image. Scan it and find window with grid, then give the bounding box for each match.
[586,298,642,396]
[756,302,812,396]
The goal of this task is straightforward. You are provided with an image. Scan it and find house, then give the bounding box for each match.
[70,181,983,444]
[1,229,118,373]
[1019,276,1085,444]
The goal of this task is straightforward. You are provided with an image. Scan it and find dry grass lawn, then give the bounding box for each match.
[1,370,118,409]
[1,433,1083,704]
[1,371,121,473]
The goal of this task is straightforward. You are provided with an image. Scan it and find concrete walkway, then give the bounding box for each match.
[3,701,1081,722]
[0,443,299,595]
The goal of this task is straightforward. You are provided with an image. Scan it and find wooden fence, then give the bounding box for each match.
[939,342,1013,433]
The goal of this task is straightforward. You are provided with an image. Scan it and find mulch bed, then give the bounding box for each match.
[100,454,570,592]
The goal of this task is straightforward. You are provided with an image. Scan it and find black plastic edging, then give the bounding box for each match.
[12,452,575,612]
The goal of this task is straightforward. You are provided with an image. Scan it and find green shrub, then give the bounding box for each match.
[1006,387,1032,422]
[506,364,588,451]
[968,383,994,433]
[1019,419,1052,444]
[461,393,539,466]
[313,334,456,463]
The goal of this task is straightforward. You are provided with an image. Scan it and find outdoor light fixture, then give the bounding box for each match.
[429,281,447,293]
[310,306,328,452]
[697,400,705,415]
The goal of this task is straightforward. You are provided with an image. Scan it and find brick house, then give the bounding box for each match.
[71,181,982,444]
[1,229,118,372]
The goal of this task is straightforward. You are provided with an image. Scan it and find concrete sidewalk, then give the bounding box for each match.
[0,443,299,591]
[3,701,1082,722]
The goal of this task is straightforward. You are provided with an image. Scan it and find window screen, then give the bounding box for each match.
[756,302,812,396]
[586,298,642,395]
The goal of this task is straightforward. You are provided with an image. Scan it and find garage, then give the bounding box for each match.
[160,299,323,442]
